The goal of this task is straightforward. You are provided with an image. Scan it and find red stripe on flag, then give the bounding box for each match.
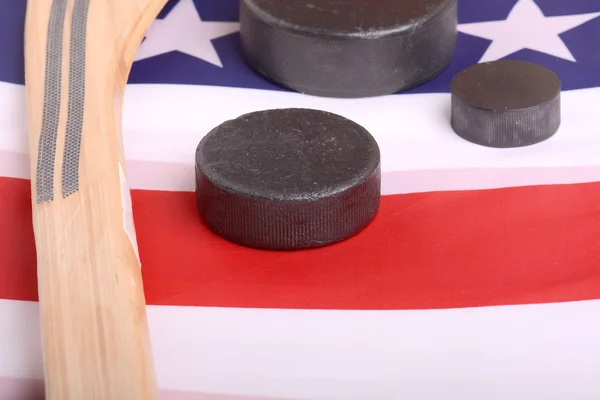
[1,176,599,310]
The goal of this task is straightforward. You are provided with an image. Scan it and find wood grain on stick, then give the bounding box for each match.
[24,0,168,398]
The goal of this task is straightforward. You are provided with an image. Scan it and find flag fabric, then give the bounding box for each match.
[1,0,600,398]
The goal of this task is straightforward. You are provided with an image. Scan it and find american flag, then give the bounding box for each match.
[1,0,600,398]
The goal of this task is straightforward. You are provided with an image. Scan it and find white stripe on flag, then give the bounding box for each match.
[2,299,600,399]
[1,82,599,194]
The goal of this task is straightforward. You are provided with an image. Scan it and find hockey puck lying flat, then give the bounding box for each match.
[450,60,561,148]
[239,0,457,98]
[195,108,381,250]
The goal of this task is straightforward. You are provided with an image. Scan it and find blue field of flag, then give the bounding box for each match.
[1,0,598,93]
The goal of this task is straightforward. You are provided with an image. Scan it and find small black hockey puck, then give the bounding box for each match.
[450,60,561,148]
[195,108,381,250]
[239,0,457,98]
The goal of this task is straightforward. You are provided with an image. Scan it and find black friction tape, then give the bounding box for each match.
[239,0,458,98]
[195,108,381,250]
[450,60,561,148]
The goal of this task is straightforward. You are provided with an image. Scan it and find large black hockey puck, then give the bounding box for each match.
[239,0,457,98]
[195,108,381,250]
[450,60,561,148]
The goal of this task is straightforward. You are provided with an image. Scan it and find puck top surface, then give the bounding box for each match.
[450,60,561,111]
[196,108,380,202]
[244,0,452,37]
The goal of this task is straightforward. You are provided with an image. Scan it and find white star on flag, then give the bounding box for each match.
[134,0,240,67]
[458,0,600,62]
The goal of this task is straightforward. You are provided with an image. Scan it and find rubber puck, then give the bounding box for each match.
[239,0,457,98]
[195,108,381,250]
[450,60,561,148]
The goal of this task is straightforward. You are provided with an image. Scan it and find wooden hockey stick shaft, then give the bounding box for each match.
[24,0,168,398]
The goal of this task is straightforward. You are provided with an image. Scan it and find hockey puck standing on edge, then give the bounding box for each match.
[239,0,457,98]
[195,108,381,250]
[450,60,561,148]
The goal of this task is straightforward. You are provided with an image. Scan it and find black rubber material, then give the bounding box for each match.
[450,60,561,148]
[239,0,457,98]
[195,108,381,250]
